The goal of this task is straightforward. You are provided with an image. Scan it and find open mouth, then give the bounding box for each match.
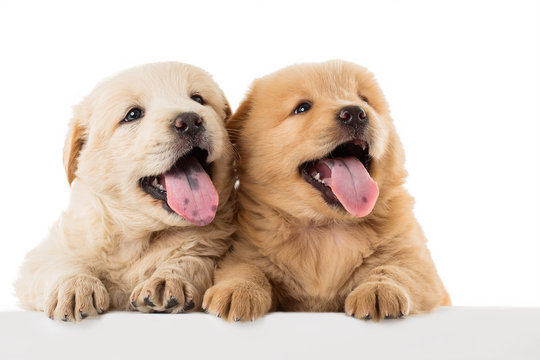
[299,139,379,217]
[140,147,219,226]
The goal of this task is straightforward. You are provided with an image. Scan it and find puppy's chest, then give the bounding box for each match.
[100,239,150,277]
[271,227,372,301]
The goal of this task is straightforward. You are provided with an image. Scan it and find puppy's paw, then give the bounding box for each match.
[345,281,410,321]
[130,276,198,313]
[202,280,272,322]
[45,274,109,322]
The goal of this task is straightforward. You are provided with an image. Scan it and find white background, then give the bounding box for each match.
[0,0,538,311]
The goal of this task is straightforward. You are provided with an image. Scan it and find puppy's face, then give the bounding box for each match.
[64,62,233,228]
[230,61,405,221]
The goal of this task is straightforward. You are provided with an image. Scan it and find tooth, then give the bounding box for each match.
[321,179,325,184]
[151,177,165,191]
[314,173,321,180]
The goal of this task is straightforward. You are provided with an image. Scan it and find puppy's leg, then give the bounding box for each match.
[345,245,448,321]
[130,256,213,314]
[16,246,110,322]
[345,275,410,321]
[46,273,110,322]
[202,256,273,322]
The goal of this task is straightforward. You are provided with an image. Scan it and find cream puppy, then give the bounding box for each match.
[15,62,235,321]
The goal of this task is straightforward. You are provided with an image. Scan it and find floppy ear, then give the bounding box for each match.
[226,89,253,148]
[63,109,87,186]
[223,100,232,123]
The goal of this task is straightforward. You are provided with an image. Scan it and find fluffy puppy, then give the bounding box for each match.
[15,62,235,321]
[203,60,450,321]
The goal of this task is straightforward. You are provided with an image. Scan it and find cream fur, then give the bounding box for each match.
[15,62,235,322]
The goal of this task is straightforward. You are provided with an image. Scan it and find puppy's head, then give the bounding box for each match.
[64,62,233,228]
[229,60,406,221]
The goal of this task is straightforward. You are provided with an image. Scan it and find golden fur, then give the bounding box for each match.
[203,60,449,321]
[15,62,235,321]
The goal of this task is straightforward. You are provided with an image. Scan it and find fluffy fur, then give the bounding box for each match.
[15,62,235,321]
[203,60,450,321]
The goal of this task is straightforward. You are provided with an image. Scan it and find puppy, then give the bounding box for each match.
[203,60,450,321]
[15,62,235,321]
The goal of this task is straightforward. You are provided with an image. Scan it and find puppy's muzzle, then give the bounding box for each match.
[174,112,205,137]
[337,105,368,131]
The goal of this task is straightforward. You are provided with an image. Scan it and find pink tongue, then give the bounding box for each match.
[163,156,219,226]
[317,156,379,217]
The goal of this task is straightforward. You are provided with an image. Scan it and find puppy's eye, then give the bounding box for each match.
[123,108,144,123]
[359,95,369,104]
[293,102,312,115]
[191,94,205,105]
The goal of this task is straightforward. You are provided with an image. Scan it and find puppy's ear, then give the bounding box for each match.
[63,107,88,186]
[223,99,232,123]
[226,88,253,147]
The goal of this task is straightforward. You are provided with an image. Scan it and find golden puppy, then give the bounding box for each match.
[15,62,235,321]
[203,60,449,321]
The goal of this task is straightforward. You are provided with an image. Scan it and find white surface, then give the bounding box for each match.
[0,0,539,311]
[1,308,539,360]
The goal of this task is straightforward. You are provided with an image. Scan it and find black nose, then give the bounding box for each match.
[337,105,368,129]
[174,112,204,136]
